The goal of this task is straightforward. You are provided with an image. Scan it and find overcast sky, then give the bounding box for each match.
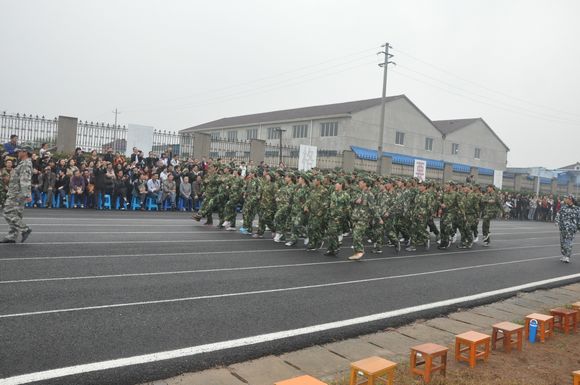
[1,0,579,168]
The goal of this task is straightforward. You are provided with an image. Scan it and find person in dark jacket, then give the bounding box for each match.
[41,166,56,208]
[93,161,107,209]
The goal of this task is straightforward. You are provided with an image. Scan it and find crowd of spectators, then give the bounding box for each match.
[1,134,258,211]
[501,192,562,222]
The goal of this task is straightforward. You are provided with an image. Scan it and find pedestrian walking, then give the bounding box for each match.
[554,194,580,263]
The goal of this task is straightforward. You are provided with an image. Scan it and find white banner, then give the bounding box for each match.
[126,124,154,157]
[298,144,317,171]
[413,159,427,182]
[493,170,504,189]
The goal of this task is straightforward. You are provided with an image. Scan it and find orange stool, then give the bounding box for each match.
[349,356,397,385]
[410,343,448,384]
[275,375,328,385]
[524,313,554,342]
[574,370,580,385]
[572,302,580,312]
[491,322,524,353]
[550,308,578,334]
[455,331,491,368]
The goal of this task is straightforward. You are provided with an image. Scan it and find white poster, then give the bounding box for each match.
[413,159,427,182]
[493,170,503,189]
[126,124,154,157]
[298,144,317,171]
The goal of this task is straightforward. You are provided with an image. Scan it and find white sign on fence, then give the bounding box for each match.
[298,144,317,171]
[126,124,154,157]
[493,170,503,189]
[413,159,427,182]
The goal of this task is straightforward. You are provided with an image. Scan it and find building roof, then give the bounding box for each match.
[558,162,580,170]
[432,117,510,151]
[181,95,405,132]
[432,118,480,135]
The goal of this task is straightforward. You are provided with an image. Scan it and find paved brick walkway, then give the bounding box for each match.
[144,283,580,385]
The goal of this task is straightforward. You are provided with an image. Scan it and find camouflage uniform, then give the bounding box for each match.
[241,176,260,232]
[2,158,32,242]
[198,172,219,224]
[426,188,440,239]
[555,202,580,260]
[216,173,231,226]
[256,178,276,236]
[223,175,244,226]
[274,182,294,238]
[410,190,430,247]
[0,168,10,208]
[325,187,350,254]
[481,189,502,243]
[305,183,328,249]
[351,187,379,253]
[465,191,481,242]
[288,182,310,243]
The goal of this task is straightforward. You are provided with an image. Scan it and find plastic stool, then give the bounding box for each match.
[573,370,580,385]
[103,194,112,210]
[131,196,141,210]
[146,197,158,211]
[572,302,580,312]
[349,356,397,385]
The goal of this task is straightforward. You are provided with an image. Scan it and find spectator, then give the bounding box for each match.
[147,173,162,205]
[133,173,148,210]
[56,170,71,203]
[113,170,129,209]
[103,164,116,199]
[179,175,192,211]
[70,169,86,208]
[162,173,177,210]
[3,135,18,155]
[103,147,114,163]
[31,168,43,207]
[192,174,203,211]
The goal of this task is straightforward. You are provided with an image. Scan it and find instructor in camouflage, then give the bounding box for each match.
[1,146,33,243]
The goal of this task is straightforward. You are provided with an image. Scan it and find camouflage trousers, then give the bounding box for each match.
[242,198,259,231]
[223,195,242,225]
[289,211,307,242]
[560,229,575,258]
[306,212,326,249]
[257,205,275,236]
[427,217,439,236]
[371,217,398,251]
[482,214,494,237]
[273,204,292,236]
[439,213,454,247]
[199,196,217,223]
[352,219,371,253]
[2,199,29,241]
[395,217,410,242]
[325,216,342,253]
[410,214,429,247]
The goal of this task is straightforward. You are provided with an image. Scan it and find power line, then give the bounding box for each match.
[392,47,580,120]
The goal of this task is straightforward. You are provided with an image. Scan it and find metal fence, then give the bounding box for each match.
[76,120,127,154]
[209,139,251,163]
[1,112,58,148]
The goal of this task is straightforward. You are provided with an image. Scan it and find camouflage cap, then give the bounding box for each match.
[15,146,33,154]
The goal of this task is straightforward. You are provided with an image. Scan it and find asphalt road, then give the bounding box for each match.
[0,210,579,385]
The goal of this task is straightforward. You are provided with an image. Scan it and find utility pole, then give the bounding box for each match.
[376,43,395,175]
[112,108,121,153]
[275,128,286,166]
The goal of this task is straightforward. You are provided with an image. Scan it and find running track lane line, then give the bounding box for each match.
[1,271,580,385]
[0,253,574,319]
[2,244,578,284]
[0,241,572,262]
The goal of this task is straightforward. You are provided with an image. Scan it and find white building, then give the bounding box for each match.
[181,95,509,171]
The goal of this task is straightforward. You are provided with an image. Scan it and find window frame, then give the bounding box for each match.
[227,130,238,142]
[246,128,258,140]
[267,127,281,140]
[320,122,338,137]
[474,147,481,159]
[292,124,308,139]
[451,143,460,155]
[425,137,433,152]
[395,131,405,146]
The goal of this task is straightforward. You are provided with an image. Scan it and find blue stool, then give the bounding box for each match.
[40,192,47,208]
[103,194,112,210]
[146,197,158,211]
[61,194,69,208]
[162,197,172,211]
[115,197,127,210]
[194,198,203,211]
[131,196,141,210]
[177,198,184,211]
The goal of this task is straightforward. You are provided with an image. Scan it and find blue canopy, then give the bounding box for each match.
[350,146,444,170]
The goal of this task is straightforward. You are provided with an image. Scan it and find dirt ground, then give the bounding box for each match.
[330,329,580,385]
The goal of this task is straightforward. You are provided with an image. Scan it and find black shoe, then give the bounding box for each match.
[21,229,32,243]
[0,239,16,243]
[323,251,337,257]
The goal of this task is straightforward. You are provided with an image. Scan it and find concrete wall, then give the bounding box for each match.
[56,116,78,153]
[442,120,508,171]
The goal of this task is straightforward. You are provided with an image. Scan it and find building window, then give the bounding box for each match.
[267,127,281,140]
[451,143,460,155]
[210,132,221,141]
[395,131,405,146]
[246,128,258,140]
[292,124,308,138]
[425,137,433,151]
[320,122,338,137]
[474,147,481,159]
[227,131,238,142]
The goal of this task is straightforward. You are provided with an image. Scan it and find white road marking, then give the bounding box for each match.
[0,253,572,319]
[0,241,573,262]
[0,238,272,246]
[2,271,580,385]
[2,243,579,284]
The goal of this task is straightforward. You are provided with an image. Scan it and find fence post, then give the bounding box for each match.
[379,156,392,176]
[443,163,454,183]
[192,132,210,159]
[551,178,558,195]
[56,116,78,154]
[514,174,524,192]
[249,139,265,164]
[341,150,355,172]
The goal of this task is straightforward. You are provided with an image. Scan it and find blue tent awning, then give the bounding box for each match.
[350,146,444,170]
[452,163,471,174]
[478,167,494,176]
